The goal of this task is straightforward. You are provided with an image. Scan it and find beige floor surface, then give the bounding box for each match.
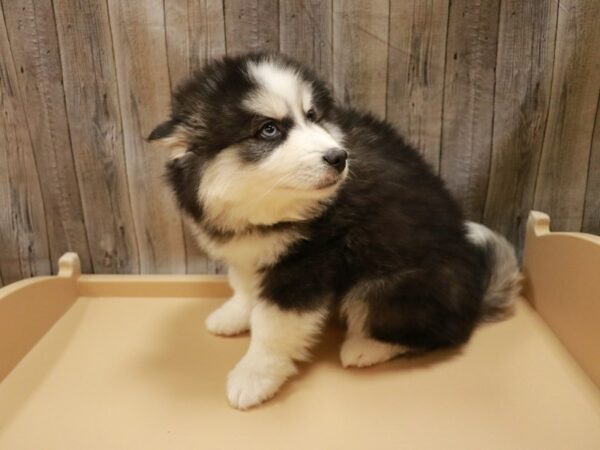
[1,295,599,450]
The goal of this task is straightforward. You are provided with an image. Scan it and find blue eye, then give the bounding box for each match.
[260,121,280,139]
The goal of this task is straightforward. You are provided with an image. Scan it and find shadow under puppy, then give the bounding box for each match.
[149,53,520,410]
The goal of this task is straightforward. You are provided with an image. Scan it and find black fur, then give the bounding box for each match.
[260,109,488,349]
[152,53,502,352]
[165,152,204,219]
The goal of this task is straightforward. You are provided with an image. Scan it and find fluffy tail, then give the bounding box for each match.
[466,222,522,321]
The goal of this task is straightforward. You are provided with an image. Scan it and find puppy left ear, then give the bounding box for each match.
[148,119,188,158]
[148,119,178,141]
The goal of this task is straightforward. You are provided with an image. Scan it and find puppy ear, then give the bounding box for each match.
[148,119,188,159]
[148,119,178,141]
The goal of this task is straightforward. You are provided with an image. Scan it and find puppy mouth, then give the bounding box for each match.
[315,179,339,190]
[279,169,346,192]
[314,172,344,190]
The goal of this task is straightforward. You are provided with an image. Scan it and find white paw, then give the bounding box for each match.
[226,355,296,410]
[340,336,407,368]
[205,299,251,336]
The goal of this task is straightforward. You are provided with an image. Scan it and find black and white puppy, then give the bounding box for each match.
[149,53,520,410]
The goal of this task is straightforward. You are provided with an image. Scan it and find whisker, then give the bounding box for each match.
[253,172,297,202]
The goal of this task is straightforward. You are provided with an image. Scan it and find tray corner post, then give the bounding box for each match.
[526,211,550,241]
[57,253,81,279]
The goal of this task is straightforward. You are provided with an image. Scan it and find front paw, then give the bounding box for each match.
[226,355,296,410]
[205,299,251,336]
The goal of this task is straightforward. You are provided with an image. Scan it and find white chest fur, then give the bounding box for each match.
[190,223,302,270]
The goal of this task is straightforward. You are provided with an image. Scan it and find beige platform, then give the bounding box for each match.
[1,212,599,449]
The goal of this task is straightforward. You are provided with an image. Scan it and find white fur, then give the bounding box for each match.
[205,267,257,336]
[198,148,341,232]
[340,289,407,368]
[465,221,489,245]
[244,89,290,121]
[193,222,303,269]
[263,122,344,188]
[205,296,253,336]
[465,221,521,319]
[340,293,370,335]
[321,122,345,147]
[151,131,188,160]
[340,336,407,368]
[245,60,312,122]
[227,302,327,410]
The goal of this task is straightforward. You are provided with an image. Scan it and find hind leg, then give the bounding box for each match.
[341,272,480,365]
[340,297,408,368]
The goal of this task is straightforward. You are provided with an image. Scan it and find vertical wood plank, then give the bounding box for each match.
[164,0,226,86]
[2,0,92,273]
[582,93,600,235]
[165,0,226,274]
[107,0,186,273]
[483,0,558,250]
[534,0,600,231]
[279,0,333,85]
[0,5,51,284]
[440,0,500,222]
[386,0,449,172]
[53,0,140,274]
[223,0,279,55]
[332,0,389,118]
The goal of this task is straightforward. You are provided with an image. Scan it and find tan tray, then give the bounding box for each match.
[1,211,600,449]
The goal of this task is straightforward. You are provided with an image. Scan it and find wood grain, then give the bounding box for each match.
[279,0,333,85]
[223,0,279,55]
[53,0,140,274]
[483,0,558,251]
[534,0,600,232]
[2,0,92,273]
[0,5,51,284]
[165,0,226,86]
[164,0,226,274]
[332,0,389,118]
[107,0,186,273]
[386,0,449,172]
[440,0,501,222]
[582,93,600,235]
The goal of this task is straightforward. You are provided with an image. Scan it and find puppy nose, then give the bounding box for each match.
[322,148,348,172]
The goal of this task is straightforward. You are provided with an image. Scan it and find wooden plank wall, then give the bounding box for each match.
[0,0,599,285]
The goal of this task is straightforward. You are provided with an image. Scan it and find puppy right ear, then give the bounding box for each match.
[148,119,188,158]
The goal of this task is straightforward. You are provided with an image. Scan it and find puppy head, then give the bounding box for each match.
[150,53,347,228]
